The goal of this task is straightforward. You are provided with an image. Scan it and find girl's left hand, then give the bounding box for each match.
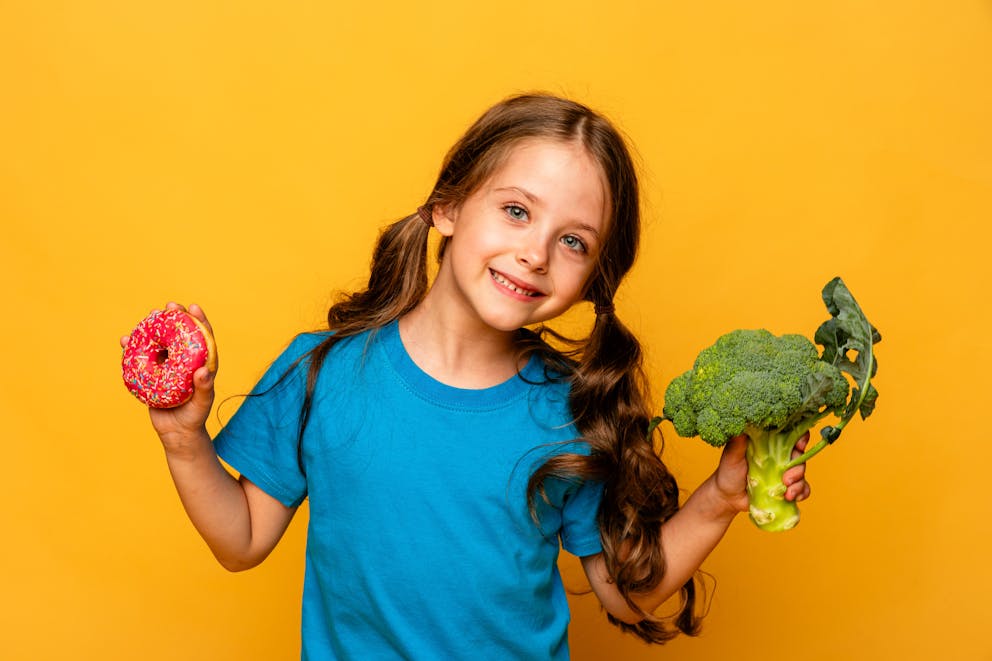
[713,432,812,514]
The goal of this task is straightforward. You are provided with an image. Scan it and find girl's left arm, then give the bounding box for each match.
[581,434,810,624]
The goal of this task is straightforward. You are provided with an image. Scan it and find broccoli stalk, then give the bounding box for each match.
[743,422,816,531]
[659,278,880,532]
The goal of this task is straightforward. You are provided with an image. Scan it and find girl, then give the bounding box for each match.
[127,93,809,660]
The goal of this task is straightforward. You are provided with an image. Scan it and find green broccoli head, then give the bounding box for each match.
[659,278,880,532]
[663,329,849,446]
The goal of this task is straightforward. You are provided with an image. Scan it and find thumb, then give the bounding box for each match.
[190,365,216,406]
[721,434,748,463]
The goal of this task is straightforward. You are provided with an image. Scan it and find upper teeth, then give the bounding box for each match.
[491,270,538,296]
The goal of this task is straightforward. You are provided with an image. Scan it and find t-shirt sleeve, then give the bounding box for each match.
[560,478,604,557]
[213,333,327,508]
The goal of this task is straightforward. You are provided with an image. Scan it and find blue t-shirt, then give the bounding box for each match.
[214,321,603,660]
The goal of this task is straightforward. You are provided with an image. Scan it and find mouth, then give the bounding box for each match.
[489,269,544,298]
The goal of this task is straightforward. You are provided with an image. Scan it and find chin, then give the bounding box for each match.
[473,308,536,333]
[481,317,530,333]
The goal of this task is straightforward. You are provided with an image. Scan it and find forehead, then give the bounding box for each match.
[485,138,610,228]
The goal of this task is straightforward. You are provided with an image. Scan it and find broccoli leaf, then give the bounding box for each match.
[783,371,841,429]
[814,277,881,422]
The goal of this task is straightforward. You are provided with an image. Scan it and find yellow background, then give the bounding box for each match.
[2,1,990,659]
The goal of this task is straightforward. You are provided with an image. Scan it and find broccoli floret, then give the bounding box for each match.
[661,278,880,532]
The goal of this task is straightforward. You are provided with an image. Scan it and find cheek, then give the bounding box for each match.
[445,232,499,277]
[575,263,602,300]
[452,221,505,258]
[553,259,597,298]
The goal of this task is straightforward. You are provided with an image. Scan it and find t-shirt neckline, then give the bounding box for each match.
[378,319,543,409]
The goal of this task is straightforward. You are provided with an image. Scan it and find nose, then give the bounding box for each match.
[516,236,549,273]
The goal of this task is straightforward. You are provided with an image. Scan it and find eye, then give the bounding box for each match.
[560,234,588,253]
[504,204,529,221]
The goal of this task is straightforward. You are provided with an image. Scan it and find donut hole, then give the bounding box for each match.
[155,348,169,365]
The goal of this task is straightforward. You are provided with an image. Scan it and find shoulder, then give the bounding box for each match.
[253,327,379,396]
[276,326,379,370]
[518,353,576,425]
[283,331,333,359]
[263,331,331,379]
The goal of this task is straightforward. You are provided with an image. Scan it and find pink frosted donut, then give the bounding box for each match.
[122,309,217,408]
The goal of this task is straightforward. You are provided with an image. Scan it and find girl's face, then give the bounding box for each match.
[432,138,609,334]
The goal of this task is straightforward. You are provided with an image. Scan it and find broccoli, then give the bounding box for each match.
[658,277,881,532]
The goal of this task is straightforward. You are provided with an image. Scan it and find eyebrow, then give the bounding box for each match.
[494,186,539,204]
[492,186,602,237]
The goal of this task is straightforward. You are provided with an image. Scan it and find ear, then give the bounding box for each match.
[432,203,457,238]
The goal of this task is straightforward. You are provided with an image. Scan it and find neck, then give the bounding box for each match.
[398,292,523,390]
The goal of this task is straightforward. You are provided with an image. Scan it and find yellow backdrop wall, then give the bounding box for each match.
[2,1,989,659]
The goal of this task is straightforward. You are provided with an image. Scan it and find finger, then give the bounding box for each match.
[164,301,187,313]
[120,335,130,348]
[792,431,811,457]
[187,303,214,335]
[783,461,806,486]
[195,365,214,387]
[785,480,811,502]
[190,366,216,403]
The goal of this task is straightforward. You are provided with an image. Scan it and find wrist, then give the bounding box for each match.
[695,475,744,524]
[159,427,213,461]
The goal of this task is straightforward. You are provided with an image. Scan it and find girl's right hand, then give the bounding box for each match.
[121,302,218,449]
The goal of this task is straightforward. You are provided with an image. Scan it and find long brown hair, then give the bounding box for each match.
[295,93,699,643]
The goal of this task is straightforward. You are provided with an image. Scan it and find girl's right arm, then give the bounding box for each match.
[124,303,297,572]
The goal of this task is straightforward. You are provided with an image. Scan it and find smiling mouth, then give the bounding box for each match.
[490,269,543,297]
